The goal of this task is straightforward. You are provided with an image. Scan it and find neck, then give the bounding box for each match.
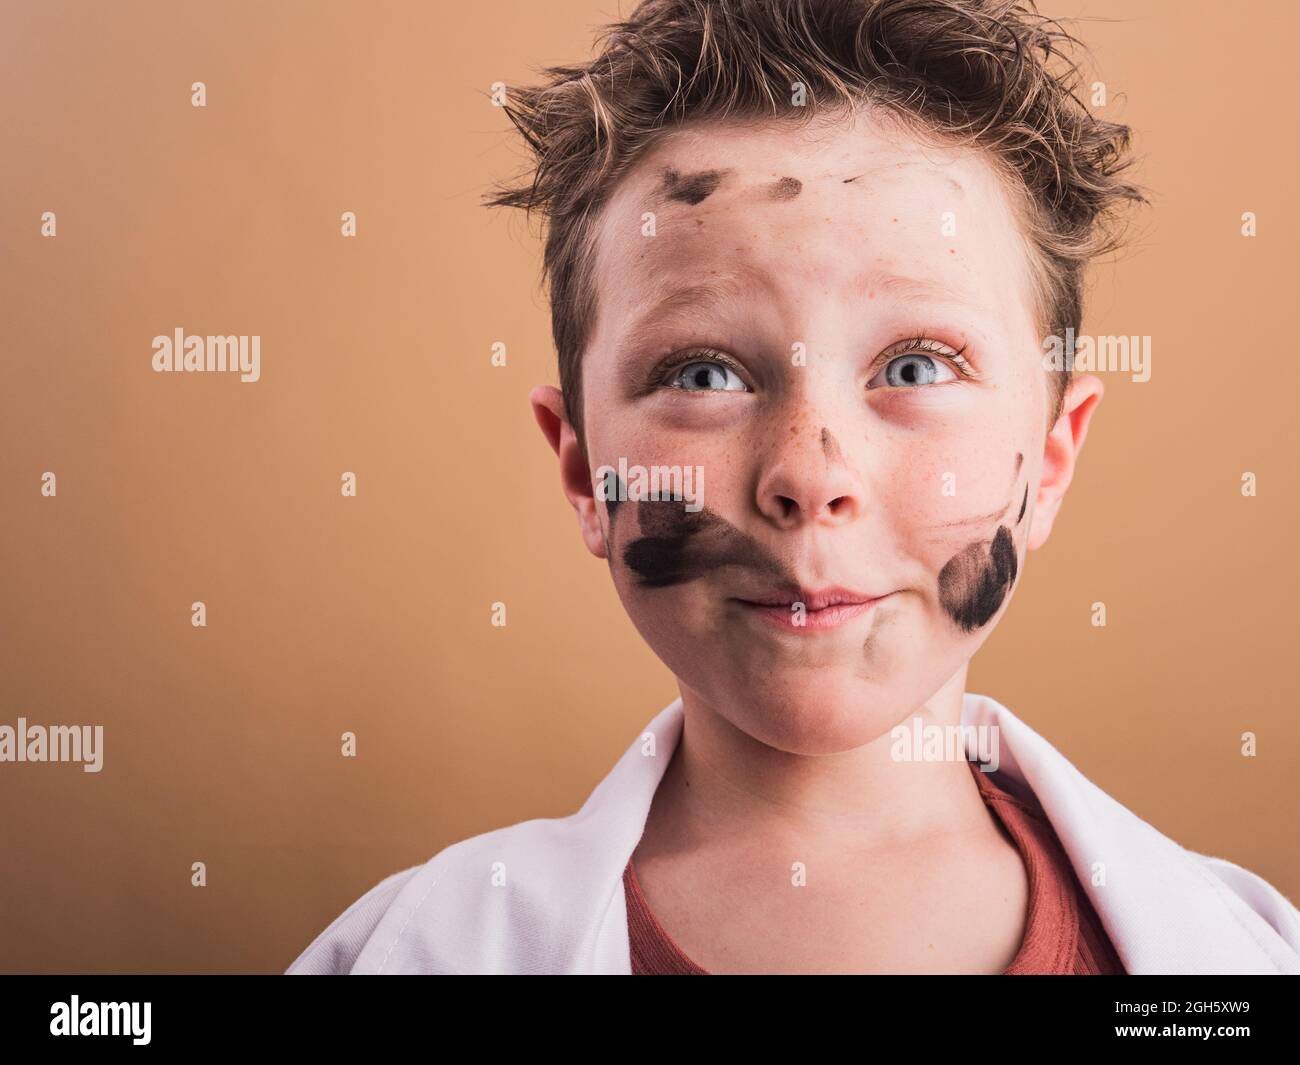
[646,668,994,858]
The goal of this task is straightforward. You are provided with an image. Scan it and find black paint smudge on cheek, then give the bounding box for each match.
[597,471,626,558]
[622,504,709,588]
[767,176,802,201]
[602,471,624,526]
[938,525,1018,632]
[620,498,792,590]
[1016,485,1028,525]
[661,167,727,205]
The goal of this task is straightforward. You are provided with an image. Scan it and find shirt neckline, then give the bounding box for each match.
[625,759,1081,974]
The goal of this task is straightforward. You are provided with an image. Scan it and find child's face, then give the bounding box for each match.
[548,108,1094,754]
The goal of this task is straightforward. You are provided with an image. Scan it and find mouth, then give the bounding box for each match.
[733,586,893,633]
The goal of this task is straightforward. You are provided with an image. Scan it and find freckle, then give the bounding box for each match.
[949,248,955,254]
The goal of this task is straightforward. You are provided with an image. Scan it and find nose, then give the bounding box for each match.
[756,425,864,530]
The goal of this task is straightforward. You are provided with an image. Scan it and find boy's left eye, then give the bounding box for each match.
[866,353,958,389]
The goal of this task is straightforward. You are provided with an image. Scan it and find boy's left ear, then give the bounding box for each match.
[1028,373,1104,551]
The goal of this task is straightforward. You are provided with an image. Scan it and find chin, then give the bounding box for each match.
[699,669,927,756]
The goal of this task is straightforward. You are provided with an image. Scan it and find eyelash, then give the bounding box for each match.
[878,335,977,382]
[650,347,745,389]
[649,335,976,390]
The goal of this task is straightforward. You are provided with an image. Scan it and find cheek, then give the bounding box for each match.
[936,526,1019,633]
[878,442,1026,620]
[879,448,1011,544]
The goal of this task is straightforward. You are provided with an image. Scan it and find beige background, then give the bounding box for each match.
[1,0,1296,973]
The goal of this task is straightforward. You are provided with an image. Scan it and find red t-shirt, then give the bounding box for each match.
[625,759,1125,974]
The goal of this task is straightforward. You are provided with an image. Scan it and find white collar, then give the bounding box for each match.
[348,692,1300,974]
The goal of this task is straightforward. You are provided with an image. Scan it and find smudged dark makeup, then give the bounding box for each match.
[660,166,729,206]
[820,427,842,465]
[936,451,1025,632]
[602,474,793,591]
[938,527,1018,633]
[600,447,1031,637]
[766,176,802,201]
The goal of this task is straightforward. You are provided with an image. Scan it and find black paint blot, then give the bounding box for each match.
[661,167,727,206]
[618,498,794,590]
[938,526,1018,632]
[602,471,625,527]
[1016,485,1028,525]
[767,176,802,201]
[820,427,842,465]
[598,472,625,557]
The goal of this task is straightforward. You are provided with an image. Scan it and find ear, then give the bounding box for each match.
[1026,373,1104,551]
[529,384,608,560]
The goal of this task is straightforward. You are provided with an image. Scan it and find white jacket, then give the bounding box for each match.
[285,692,1300,974]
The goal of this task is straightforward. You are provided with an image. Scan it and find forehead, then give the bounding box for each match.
[589,109,1039,344]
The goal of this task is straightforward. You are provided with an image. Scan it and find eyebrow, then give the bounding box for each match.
[871,271,976,306]
[616,274,756,360]
[613,267,979,373]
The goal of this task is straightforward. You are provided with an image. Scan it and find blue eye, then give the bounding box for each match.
[669,360,748,391]
[867,353,958,389]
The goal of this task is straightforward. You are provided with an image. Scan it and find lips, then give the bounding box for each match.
[734,586,892,632]
[739,586,880,611]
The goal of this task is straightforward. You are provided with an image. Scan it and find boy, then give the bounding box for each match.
[287,0,1300,974]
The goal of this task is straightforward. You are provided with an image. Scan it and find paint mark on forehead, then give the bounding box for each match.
[766,176,802,201]
[660,167,729,206]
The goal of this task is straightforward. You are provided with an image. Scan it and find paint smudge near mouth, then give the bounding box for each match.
[938,525,1018,632]
[611,494,793,591]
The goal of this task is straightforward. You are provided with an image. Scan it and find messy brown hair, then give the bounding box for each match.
[484,0,1147,447]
